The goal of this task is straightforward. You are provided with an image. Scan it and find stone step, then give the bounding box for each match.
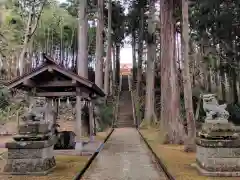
[119,108,132,112]
[117,124,134,127]
[117,121,134,125]
[116,124,135,128]
[116,121,133,124]
[119,112,133,116]
[118,120,133,123]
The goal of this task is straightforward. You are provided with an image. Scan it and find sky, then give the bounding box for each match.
[58,0,132,65]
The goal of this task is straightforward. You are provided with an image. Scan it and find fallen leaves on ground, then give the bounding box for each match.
[0,155,89,180]
[140,128,239,180]
[95,128,111,141]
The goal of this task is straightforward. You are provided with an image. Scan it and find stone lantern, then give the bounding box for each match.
[195,94,240,177]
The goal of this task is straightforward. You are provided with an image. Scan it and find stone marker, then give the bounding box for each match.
[194,94,240,177]
[3,103,56,175]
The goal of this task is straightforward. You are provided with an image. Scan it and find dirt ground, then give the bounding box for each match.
[0,155,89,180]
[140,128,240,180]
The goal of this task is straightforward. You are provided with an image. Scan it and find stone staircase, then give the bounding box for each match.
[117,75,134,128]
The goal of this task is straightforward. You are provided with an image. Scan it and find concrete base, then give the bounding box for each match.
[75,141,83,151]
[192,163,240,177]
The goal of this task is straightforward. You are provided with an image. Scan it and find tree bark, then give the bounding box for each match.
[144,0,155,124]
[95,0,104,89]
[104,0,112,95]
[78,0,88,78]
[182,0,196,152]
[160,0,185,144]
[132,32,137,82]
[76,0,88,138]
[112,45,116,85]
[115,44,120,85]
[136,8,144,98]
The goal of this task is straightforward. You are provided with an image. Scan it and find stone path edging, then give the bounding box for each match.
[74,128,115,180]
[137,128,175,180]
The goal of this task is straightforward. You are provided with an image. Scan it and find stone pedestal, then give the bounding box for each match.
[3,111,56,175]
[195,121,240,176]
[4,140,56,175]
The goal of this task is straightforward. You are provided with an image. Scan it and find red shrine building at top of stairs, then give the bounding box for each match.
[120,63,132,75]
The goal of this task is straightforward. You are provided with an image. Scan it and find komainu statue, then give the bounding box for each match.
[201,94,229,122]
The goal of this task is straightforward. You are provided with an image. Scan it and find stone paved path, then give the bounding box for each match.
[82,128,167,180]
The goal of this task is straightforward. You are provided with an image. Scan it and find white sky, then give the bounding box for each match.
[57,0,132,65]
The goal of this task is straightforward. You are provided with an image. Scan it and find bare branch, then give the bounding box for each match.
[29,0,47,39]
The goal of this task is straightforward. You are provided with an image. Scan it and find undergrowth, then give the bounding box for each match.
[98,103,114,131]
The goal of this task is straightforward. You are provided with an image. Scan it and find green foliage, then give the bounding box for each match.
[226,103,240,126]
[132,90,144,123]
[0,87,26,122]
[0,87,9,109]
[190,0,240,71]
[98,104,114,131]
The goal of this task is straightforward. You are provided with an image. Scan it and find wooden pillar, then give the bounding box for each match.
[93,101,96,136]
[45,98,57,135]
[75,87,83,150]
[89,101,94,139]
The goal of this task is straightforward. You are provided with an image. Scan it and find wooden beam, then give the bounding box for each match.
[72,79,77,84]
[37,80,76,87]
[52,65,92,87]
[82,91,90,99]
[48,67,53,72]
[23,79,36,87]
[7,66,48,89]
[36,91,76,97]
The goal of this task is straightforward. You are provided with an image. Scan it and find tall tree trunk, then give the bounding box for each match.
[95,0,104,89]
[136,8,144,98]
[115,44,120,85]
[132,32,137,82]
[112,45,116,86]
[104,0,112,95]
[77,0,88,78]
[160,0,185,144]
[144,0,155,124]
[231,43,238,103]
[182,0,196,152]
[76,0,88,140]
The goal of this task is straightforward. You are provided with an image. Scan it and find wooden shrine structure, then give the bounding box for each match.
[5,53,105,140]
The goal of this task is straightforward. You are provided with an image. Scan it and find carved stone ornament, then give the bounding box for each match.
[202,94,229,122]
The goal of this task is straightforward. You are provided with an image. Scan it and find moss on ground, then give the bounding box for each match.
[95,128,111,141]
[140,128,239,180]
[0,155,89,180]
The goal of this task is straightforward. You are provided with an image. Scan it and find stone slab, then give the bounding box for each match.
[196,157,240,170]
[193,163,240,177]
[8,146,54,159]
[205,120,229,124]
[197,146,240,158]
[13,134,51,141]
[18,124,49,134]
[196,138,240,148]
[6,138,56,149]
